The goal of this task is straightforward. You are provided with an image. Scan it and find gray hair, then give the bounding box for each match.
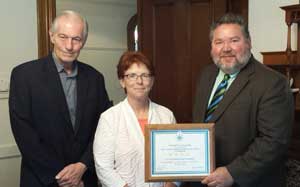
[50,10,89,43]
[209,13,250,41]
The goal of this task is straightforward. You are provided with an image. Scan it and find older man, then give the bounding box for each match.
[188,13,294,187]
[9,10,111,187]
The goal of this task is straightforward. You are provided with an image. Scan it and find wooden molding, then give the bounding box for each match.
[261,51,298,65]
[36,0,56,58]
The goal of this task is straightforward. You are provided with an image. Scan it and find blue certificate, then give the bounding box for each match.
[145,123,215,181]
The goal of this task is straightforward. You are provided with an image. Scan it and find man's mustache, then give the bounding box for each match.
[220,54,235,57]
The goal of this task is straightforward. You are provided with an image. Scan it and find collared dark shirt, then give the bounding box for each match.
[52,53,78,128]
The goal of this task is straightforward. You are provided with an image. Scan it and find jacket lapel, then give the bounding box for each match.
[42,55,74,132]
[209,58,255,122]
[74,62,89,134]
[197,67,219,122]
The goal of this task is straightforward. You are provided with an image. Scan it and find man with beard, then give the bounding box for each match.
[188,13,294,187]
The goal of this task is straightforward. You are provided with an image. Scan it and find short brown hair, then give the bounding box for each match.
[209,13,250,41]
[117,51,155,79]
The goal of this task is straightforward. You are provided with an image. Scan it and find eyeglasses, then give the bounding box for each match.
[124,73,152,81]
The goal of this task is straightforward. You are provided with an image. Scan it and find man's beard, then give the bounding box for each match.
[212,49,251,74]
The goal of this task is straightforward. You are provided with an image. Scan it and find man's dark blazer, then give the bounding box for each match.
[9,54,111,187]
[189,56,293,187]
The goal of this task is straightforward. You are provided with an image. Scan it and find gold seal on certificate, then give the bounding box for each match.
[144,123,215,182]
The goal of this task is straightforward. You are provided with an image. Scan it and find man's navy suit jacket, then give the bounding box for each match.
[9,54,111,187]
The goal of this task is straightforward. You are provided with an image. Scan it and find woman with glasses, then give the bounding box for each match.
[93,51,179,187]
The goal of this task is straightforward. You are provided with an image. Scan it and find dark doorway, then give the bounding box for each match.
[138,0,248,122]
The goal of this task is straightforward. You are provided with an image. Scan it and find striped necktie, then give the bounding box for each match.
[205,74,230,122]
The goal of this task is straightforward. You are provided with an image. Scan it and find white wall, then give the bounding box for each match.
[0,1,38,186]
[249,0,299,62]
[56,0,137,104]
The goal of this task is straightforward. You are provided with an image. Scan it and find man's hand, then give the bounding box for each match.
[55,162,87,187]
[201,167,234,187]
[164,182,177,187]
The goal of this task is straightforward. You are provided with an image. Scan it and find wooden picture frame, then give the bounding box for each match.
[145,123,215,182]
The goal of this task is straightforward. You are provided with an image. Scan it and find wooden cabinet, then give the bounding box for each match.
[261,4,300,160]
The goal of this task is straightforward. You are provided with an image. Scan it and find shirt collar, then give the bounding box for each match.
[52,52,78,77]
[219,69,239,79]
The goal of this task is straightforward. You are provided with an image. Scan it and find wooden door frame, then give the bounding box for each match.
[138,0,248,56]
[37,0,247,58]
[36,0,138,57]
[36,0,56,58]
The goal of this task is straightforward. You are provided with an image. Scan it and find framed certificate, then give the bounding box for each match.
[145,123,215,182]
